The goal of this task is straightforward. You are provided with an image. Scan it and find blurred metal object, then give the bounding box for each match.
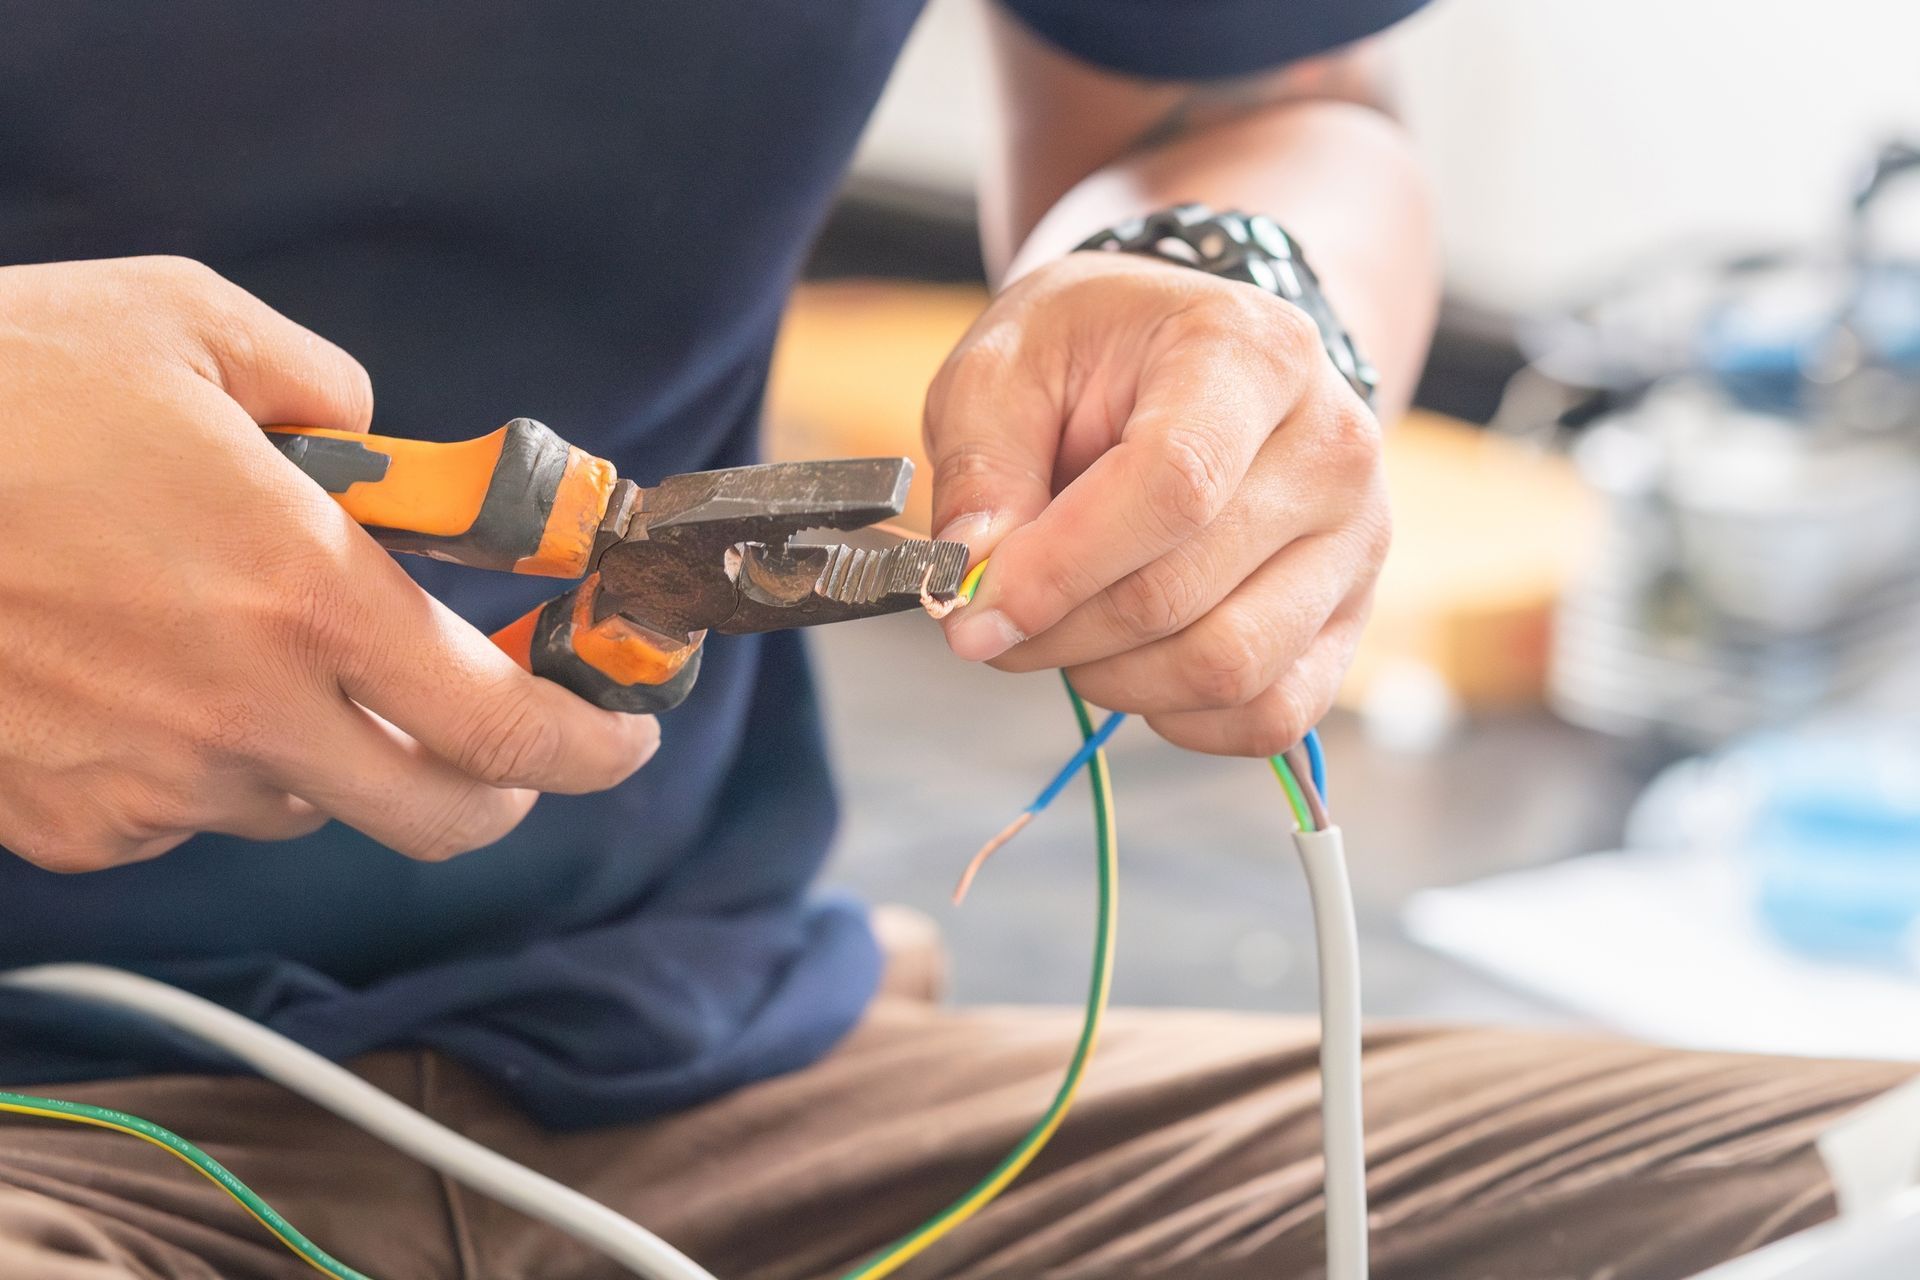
[1505,143,1920,743]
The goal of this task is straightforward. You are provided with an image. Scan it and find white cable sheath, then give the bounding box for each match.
[1294,826,1369,1280]
[0,964,719,1280]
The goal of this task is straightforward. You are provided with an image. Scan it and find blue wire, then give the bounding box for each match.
[1029,711,1127,813]
[1303,727,1328,802]
[1027,714,1317,814]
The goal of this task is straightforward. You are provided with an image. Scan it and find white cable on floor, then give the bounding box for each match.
[0,964,720,1280]
[1294,825,1369,1280]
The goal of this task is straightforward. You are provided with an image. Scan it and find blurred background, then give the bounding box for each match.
[773,0,1920,1056]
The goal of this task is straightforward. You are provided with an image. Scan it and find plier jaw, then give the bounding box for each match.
[593,457,968,644]
[545,457,968,713]
[518,453,971,716]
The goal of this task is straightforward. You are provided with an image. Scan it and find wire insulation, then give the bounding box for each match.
[954,710,1127,901]
[956,560,989,604]
[1032,711,1126,812]
[0,1090,369,1279]
[1304,728,1328,802]
[1282,745,1331,831]
[1270,753,1316,832]
[0,966,721,1280]
[1294,826,1368,1280]
[843,673,1117,1278]
[1274,728,1369,1280]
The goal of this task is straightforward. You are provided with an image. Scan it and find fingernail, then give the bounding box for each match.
[936,512,995,553]
[945,607,1025,662]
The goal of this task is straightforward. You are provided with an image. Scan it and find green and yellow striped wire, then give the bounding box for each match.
[840,673,1117,1278]
[0,1089,371,1279]
[1270,754,1317,832]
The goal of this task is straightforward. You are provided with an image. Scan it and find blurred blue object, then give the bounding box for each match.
[1737,727,1920,965]
[1697,263,1920,419]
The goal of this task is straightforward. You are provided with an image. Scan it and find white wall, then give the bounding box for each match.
[854,0,1920,310]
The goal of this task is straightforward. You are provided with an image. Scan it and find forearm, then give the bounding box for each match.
[982,30,1440,420]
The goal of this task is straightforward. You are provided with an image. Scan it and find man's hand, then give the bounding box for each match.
[926,252,1390,757]
[0,257,658,873]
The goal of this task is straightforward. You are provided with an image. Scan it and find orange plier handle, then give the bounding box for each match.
[266,421,699,714]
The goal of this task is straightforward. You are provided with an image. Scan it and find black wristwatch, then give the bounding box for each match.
[1077,205,1378,407]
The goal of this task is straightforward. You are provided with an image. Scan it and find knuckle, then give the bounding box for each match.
[923,351,961,426]
[130,257,239,332]
[67,775,191,847]
[454,687,564,787]
[931,436,1016,493]
[254,570,355,672]
[400,790,517,862]
[1190,608,1272,708]
[337,356,376,428]
[1353,498,1394,568]
[1243,698,1313,759]
[180,695,265,761]
[1315,397,1385,480]
[131,254,222,292]
[194,290,264,373]
[1021,549,1102,637]
[1238,292,1322,363]
[926,323,1017,423]
[23,820,124,874]
[1145,428,1233,542]
[962,314,1026,369]
[115,777,198,838]
[1109,556,1205,643]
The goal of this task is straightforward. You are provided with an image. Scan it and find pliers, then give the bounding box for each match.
[266,419,968,712]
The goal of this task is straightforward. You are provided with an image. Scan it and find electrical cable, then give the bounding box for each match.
[1270,752,1317,832]
[953,707,1125,903]
[0,1088,370,1280]
[0,965,722,1280]
[1294,826,1366,1280]
[1281,744,1331,832]
[1303,727,1329,802]
[1273,738,1369,1280]
[840,673,1116,1278]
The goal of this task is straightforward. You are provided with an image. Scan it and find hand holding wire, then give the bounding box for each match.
[922,250,1391,760]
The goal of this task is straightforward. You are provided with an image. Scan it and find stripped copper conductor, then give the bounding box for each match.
[920,562,963,619]
[952,811,1034,905]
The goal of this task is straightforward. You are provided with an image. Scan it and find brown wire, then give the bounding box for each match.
[1283,744,1332,830]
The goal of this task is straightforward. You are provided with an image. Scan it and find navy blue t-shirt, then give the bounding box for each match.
[0,0,1426,1128]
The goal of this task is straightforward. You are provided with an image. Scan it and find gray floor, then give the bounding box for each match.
[811,611,1668,1024]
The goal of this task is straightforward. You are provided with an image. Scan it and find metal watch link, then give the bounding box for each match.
[1077,204,1379,407]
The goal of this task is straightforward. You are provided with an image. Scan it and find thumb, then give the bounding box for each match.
[922,336,1059,563]
[163,260,374,433]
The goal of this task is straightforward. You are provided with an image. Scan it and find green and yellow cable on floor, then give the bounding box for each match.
[0,556,1364,1280]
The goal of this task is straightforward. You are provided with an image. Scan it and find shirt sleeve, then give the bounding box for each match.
[994,0,1433,80]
